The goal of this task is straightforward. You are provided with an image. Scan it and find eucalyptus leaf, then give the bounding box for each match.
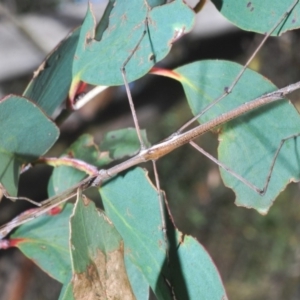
[69,192,135,299]
[0,95,59,195]
[100,167,227,299]
[211,0,300,35]
[24,28,80,116]
[173,60,300,213]
[11,204,73,283]
[72,0,195,86]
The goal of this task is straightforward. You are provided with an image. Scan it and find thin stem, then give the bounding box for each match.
[4,195,42,207]
[35,157,98,176]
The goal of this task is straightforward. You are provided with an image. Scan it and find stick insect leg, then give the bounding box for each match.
[190,132,300,196]
[120,17,149,150]
[152,160,169,253]
[121,16,169,253]
[259,133,300,195]
[2,191,42,207]
[178,0,299,134]
[189,141,263,194]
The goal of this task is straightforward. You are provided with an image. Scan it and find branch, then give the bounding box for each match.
[1,80,299,238]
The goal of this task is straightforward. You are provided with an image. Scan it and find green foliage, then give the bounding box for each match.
[173,61,300,213]
[211,0,300,35]
[100,167,227,299]
[11,204,73,283]
[69,190,136,299]
[101,128,151,159]
[1,0,300,299]
[0,95,58,196]
[58,281,74,300]
[72,0,195,86]
[48,134,111,197]
[48,130,148,196]
[24,28,80,116]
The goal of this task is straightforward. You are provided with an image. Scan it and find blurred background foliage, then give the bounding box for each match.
[1,0,300,299]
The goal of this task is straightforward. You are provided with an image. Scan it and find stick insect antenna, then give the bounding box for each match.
[177,0,299,134]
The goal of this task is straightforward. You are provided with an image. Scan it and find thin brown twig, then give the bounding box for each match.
[34,157,98,176]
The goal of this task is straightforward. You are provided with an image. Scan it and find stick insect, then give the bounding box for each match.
[112,0,300,249]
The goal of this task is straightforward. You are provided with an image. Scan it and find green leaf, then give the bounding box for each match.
[124,256,150,300]
[211,0,300,35]
[66,134,111,167]
[95,0,116,41]
[100,168,169,299]
[73,0,195,86]
[0,152,20,200]
[48,129,148,197]
[99,167,227,299]
[58,280,74,300]
[0,95,59,196]
[48,134,111,196]
[49,166,87,197]
[11,204,73,283]
[69,192,135,299]
[173,60,300,213]
[169,231,227,299]
[23,28,80,116]
[101,128,151,159]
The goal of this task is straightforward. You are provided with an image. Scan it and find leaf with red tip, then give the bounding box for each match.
[72,0,195,86]
[10,204,73,283]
